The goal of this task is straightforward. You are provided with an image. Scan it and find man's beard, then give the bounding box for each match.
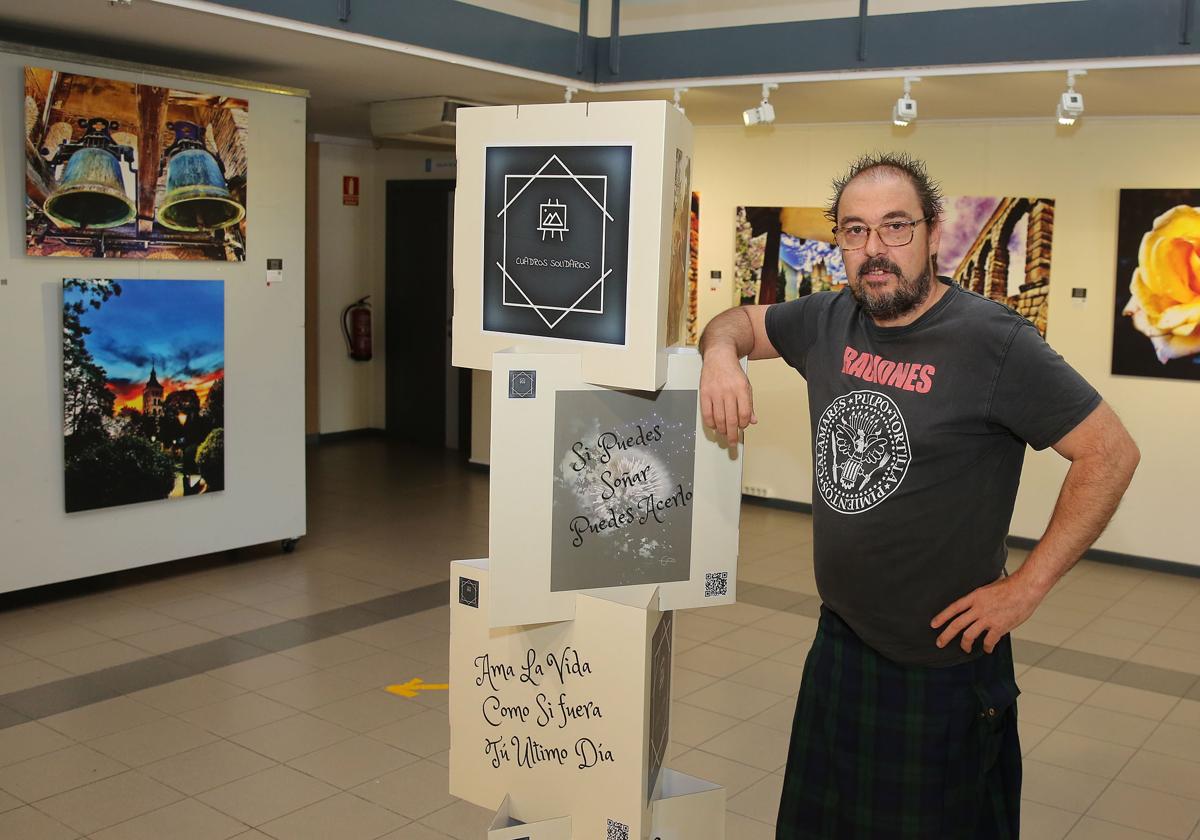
[849,255,933,321]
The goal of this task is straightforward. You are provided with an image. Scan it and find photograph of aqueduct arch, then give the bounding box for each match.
[938,196,1055,337]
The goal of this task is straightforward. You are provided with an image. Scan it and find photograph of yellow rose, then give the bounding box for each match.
[1113,189,1200,380]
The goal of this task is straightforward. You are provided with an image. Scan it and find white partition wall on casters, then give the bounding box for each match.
[0,45,308,594]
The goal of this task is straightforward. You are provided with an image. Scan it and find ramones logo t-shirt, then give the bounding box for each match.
[765,280,1100,667]
[814,389,912,514]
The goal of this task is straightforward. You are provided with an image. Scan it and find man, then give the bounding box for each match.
[698,152,1139,839]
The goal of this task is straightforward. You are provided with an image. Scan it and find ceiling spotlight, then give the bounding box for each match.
[892,76,920,126]
[743,83,778,127]
[1057,69,1086,126]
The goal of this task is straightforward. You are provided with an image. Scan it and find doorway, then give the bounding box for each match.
[384,179,469,450]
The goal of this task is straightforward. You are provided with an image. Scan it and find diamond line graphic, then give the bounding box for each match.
[496,153,615,330]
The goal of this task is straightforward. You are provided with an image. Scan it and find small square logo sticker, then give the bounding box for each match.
[459,577,479,608]
[508,370,536,399]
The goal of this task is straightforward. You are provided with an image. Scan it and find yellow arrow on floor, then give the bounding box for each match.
[386,677,449,698]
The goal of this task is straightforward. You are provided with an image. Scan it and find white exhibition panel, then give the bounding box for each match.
[449,559,692,840]
[452,100,694,391]
[488,347,742,629]
[0,48,307,593]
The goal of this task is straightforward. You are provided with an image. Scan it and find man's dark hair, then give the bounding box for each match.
[825,152,945,225]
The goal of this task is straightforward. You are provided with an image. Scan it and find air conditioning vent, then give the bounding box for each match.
[369,96,485,146]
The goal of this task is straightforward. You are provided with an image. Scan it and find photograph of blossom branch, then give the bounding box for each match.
[1112,189,1200,380]
[63,278,225,512]
[733,206,847,306]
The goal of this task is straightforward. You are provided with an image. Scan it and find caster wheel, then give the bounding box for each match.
[281,538,300,554]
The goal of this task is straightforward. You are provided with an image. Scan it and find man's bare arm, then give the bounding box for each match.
[932,401,1140,653]
[1010,400,1140,596]
[698,306,778,446]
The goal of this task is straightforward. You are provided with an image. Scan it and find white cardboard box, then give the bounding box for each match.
[452,101,694,391]
[451,559,716,840]
[487,347,742,628]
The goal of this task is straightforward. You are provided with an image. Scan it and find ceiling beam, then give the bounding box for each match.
[150,0,1200,90]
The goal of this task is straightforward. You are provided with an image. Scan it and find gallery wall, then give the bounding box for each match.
[0,47,307,593]
[313,138,456,435]
[692,117,1200,568]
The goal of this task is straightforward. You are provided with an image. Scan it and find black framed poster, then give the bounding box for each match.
[1112,188,1200,381]
[482,145,633,345]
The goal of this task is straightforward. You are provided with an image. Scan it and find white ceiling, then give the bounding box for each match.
[1,0,1198,139]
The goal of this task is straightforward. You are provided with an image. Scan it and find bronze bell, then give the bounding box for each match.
[156,121,245,232]
[42,117,136,230]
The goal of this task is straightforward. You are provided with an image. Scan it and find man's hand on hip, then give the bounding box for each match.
[699,349,756,448]
[930,575,1043,654]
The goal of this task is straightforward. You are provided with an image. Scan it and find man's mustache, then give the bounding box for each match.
[858,256,904,279]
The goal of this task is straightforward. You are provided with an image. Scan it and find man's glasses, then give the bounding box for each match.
[833,217,931,250]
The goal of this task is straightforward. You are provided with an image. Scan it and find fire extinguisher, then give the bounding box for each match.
[342,296,372,361]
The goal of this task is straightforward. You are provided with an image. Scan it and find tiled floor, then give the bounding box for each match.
[0,438,1198,839]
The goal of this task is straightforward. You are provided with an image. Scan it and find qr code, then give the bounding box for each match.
[607,820,630,840]
[704,571,729,598]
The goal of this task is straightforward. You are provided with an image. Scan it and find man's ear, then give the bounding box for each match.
[926,217,942,257]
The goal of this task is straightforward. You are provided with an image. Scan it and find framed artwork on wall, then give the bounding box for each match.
[733,206,848,306]
[733,197,1056,338]
[63,278,225,512]
[25,67,248,260]
[686,191,700,346]
[1112,189,1200,380]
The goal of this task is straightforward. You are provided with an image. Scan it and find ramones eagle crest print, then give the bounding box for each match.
[815,390,911,514]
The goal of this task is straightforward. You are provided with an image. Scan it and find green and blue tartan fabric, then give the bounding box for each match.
[776,606,1022,839]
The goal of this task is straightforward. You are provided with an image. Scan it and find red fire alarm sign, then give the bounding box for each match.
[343,176,359,206]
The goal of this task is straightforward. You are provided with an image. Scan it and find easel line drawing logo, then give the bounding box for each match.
[496,153,614,330]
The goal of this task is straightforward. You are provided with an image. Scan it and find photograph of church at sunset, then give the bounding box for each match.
[62,278,224,513]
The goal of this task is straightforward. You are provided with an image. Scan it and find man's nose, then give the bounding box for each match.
[864,227,888,257]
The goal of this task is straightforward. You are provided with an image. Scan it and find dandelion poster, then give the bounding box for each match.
[733,206,847,306]
[550,389,697,592]
[63,279,225,513]
[1112,189,1200,380]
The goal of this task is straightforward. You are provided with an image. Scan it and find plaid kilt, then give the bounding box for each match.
[776,606,1022,840]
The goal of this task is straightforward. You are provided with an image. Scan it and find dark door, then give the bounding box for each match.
[385,179,457,446]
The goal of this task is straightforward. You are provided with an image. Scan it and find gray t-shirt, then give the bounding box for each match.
[764,280,1101,667]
